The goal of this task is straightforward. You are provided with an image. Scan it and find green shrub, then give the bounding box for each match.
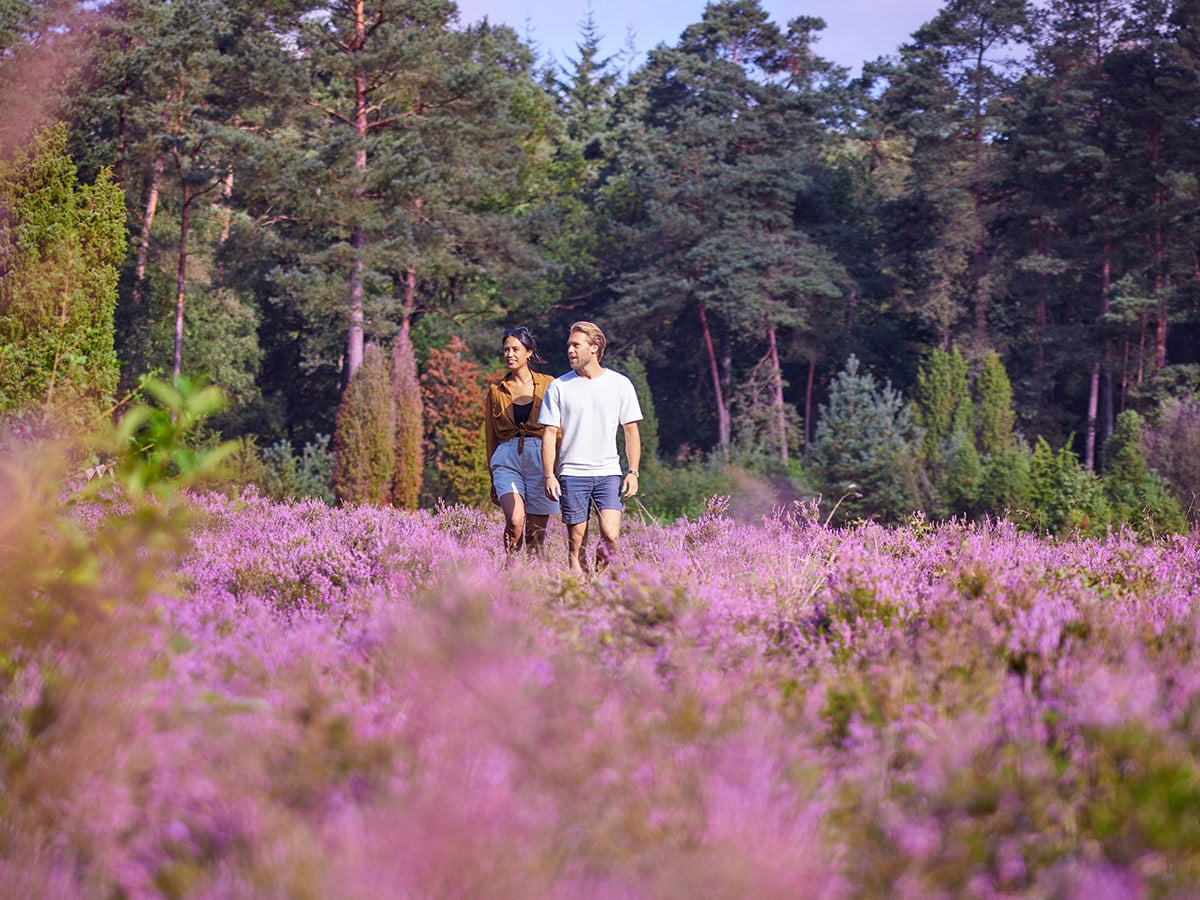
[978,443,1032,516]
[1023,437,1109,537]
[261,434,335,504]
[1103,410,1185,537]
[638,453,737,522]
[0,125,125,435]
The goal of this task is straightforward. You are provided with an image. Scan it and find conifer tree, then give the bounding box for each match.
[972,350,1028,519]
[420,336,489,506]
[914,346,976,515]
[1102,409,1185,536]
[914,346,974,462]
[609,0,848,456]
[268,0,557,385]
[810,355,924,524]
[1024,436,1109,537]
[975,349,1017,457]
[390,328,423,509]
[0,125,124,435]
[616,354,658,464]
[874,0,1034,350]
[332,343,396,506]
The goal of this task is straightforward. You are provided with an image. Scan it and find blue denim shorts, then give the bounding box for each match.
[490,437,560,516]
[559,474,622,526]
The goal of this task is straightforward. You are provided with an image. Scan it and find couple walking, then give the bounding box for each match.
[484,321,642,577]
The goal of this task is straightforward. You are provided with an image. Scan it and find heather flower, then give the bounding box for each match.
[4,483,1200,895]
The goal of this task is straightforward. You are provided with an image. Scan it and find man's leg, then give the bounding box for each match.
[525,514,550,556]
[594,508,621,572]
[566,520,589,576]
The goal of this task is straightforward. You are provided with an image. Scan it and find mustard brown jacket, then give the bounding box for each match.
[484,370,557,463]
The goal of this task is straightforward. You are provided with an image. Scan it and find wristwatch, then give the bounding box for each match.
[627,470,638,476]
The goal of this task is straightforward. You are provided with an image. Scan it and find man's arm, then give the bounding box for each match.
[621,422,641,498]
[542,425,561,500]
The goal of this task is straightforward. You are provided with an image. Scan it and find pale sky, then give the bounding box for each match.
[453,0,949,75]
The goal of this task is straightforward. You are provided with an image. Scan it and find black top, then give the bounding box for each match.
[513,400,533,426]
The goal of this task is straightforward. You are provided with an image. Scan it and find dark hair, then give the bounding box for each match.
[503,325,545,364]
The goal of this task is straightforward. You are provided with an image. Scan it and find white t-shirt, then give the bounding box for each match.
[538,369,643,477]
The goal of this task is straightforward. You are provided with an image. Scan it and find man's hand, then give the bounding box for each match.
[622,471,638,498]
[545,472,561,501]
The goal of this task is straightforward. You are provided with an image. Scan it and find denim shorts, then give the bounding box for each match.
[559,474,622,526]
[490,437,560,516]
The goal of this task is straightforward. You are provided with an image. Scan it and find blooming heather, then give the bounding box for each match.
[3,487,1200,897]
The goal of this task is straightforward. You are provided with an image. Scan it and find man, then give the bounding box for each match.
[539,321,642,576]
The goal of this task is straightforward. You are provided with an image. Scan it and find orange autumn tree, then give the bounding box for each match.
[420,336,490,506]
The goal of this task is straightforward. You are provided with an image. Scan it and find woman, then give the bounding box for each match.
[484,326,560,556]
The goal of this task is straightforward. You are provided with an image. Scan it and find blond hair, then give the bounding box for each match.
[569,321,606,362]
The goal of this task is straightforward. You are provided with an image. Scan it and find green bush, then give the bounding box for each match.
[638,453,737,523]
[1102,410,1185,537]
[1023,437,1109,537]
[261,434,335,504]
[978,443,1032,516]
[0,125,125,435]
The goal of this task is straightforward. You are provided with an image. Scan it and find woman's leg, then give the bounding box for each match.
[498,491,527,554]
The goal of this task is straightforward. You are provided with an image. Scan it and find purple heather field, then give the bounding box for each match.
[5,480,1200,898]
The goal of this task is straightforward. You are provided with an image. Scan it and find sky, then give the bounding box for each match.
[452,0,948,75]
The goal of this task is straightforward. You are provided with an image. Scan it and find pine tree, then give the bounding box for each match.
[810,355,924,524]
[609,0,848,456]
[268,0,558,385]
[0,125,124,436]
[874,0,1034,350]
[332,343,396,506]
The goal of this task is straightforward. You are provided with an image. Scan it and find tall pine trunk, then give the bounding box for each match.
[767,323,787,464]
[344,0,370,386]
[173,179,191,384]
[132,154,163,307]
[698,300,730,455]
[804,357,815,461]
[1085,239,1112,473]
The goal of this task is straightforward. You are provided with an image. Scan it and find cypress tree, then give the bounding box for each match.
[332,343,396,506]
[615,354,658,463]
[976,349,1017,457]
[390,329,423,509]
[913,346,974,515]
[915,346,973,460]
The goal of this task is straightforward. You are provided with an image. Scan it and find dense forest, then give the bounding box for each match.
[2,0,1199,529]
